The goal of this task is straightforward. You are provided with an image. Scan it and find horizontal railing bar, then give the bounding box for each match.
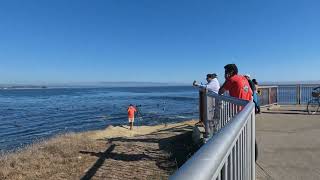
[259,86,278,88]
[206,92,249,107]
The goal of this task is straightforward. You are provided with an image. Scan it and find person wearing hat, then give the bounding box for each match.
[244,74,255,94]
[193,73,220,93]
[193,73,220,129]
[244,74,260,113]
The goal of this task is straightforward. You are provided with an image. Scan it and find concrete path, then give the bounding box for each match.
[256,105,320,180]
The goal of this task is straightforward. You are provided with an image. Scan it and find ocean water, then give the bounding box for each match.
[0,86,199,151]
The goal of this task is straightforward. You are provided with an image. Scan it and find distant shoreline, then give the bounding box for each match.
[0,86,47,90]
[0,80,319,89]
[0,85,193,90]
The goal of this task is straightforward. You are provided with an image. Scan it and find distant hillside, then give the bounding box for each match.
[0,82,189,88]
[95,81,188,87]
[0,85,47,89]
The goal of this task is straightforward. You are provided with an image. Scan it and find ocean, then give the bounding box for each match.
[1,84,318,152]
[0,86,199,151]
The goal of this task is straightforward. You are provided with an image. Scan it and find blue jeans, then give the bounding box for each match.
[253,93,260,113]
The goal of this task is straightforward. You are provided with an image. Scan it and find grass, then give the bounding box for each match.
[0,133,106,180]
[0,120,198,180]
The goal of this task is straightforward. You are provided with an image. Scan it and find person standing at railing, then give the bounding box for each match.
[219,65,258,161]
[193,73,220,127]
[244,74,255,94]
[244,74,260,114]
[218,64,252,101]
[193,73,220,93]
[252,79,261,113]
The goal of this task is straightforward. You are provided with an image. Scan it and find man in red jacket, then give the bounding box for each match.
[219,64,252,101]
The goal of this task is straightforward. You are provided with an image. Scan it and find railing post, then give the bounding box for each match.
[203,90,211,138]
[276,86,279,104]
[275,87,278,104]
[251,109,256,180]
[296,84,301,105]
[199,90,205,123]
[268,88,271,105]
[299,85,302,105]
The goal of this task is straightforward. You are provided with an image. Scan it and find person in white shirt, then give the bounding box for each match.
[193,73,220,138]
[193,73,220,93]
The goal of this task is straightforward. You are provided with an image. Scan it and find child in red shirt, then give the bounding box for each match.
[127,104,137,130]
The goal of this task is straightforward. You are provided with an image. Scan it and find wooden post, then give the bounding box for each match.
[199,90,204,122]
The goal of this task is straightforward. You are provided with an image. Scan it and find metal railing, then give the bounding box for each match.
[258,86,278,106]
[170,92,256,180]
[258,84,320,105]
[277,84,320,105]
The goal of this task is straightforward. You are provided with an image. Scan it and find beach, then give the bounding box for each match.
[0,86,198,151]
[0,120,198,180]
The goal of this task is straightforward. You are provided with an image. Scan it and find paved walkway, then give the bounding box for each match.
[256,105,320,180]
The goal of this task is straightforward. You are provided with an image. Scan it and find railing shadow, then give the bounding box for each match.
[80,144,116,180]
[262,111,307,115]
[262,108,310,115]
[79,124,198,179]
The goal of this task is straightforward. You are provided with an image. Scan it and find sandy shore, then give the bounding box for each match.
[0,120,197,180]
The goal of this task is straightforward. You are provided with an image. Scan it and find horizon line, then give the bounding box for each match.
[0,80,320,87]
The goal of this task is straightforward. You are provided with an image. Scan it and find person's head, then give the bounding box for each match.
[224,64,238,79]
[252,79,258,85]
[244,74,251,80]
[206,73,217,83]
[129,104,133,107]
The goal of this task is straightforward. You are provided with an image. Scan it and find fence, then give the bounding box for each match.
[258,86,278,106]
[170,92,256,180]
[258,84,320,105]
[277,84,320,105]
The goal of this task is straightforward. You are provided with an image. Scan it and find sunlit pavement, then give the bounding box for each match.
[256,105,320,180]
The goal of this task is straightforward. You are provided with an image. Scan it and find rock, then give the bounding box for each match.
[192,125,205,145]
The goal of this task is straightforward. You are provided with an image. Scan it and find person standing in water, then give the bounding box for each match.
[127,104,137,130]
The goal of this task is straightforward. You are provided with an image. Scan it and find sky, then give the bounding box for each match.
[0,0,320,84]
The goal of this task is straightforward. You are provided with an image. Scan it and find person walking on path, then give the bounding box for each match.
[127,104,137,130]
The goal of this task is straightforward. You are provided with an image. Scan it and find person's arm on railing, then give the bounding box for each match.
[218,82,227,95]
[193,80,207,89]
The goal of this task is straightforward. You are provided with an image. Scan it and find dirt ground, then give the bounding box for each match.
[0,120,198,180]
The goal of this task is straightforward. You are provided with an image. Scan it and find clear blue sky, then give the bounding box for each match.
[0,0,319,84]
